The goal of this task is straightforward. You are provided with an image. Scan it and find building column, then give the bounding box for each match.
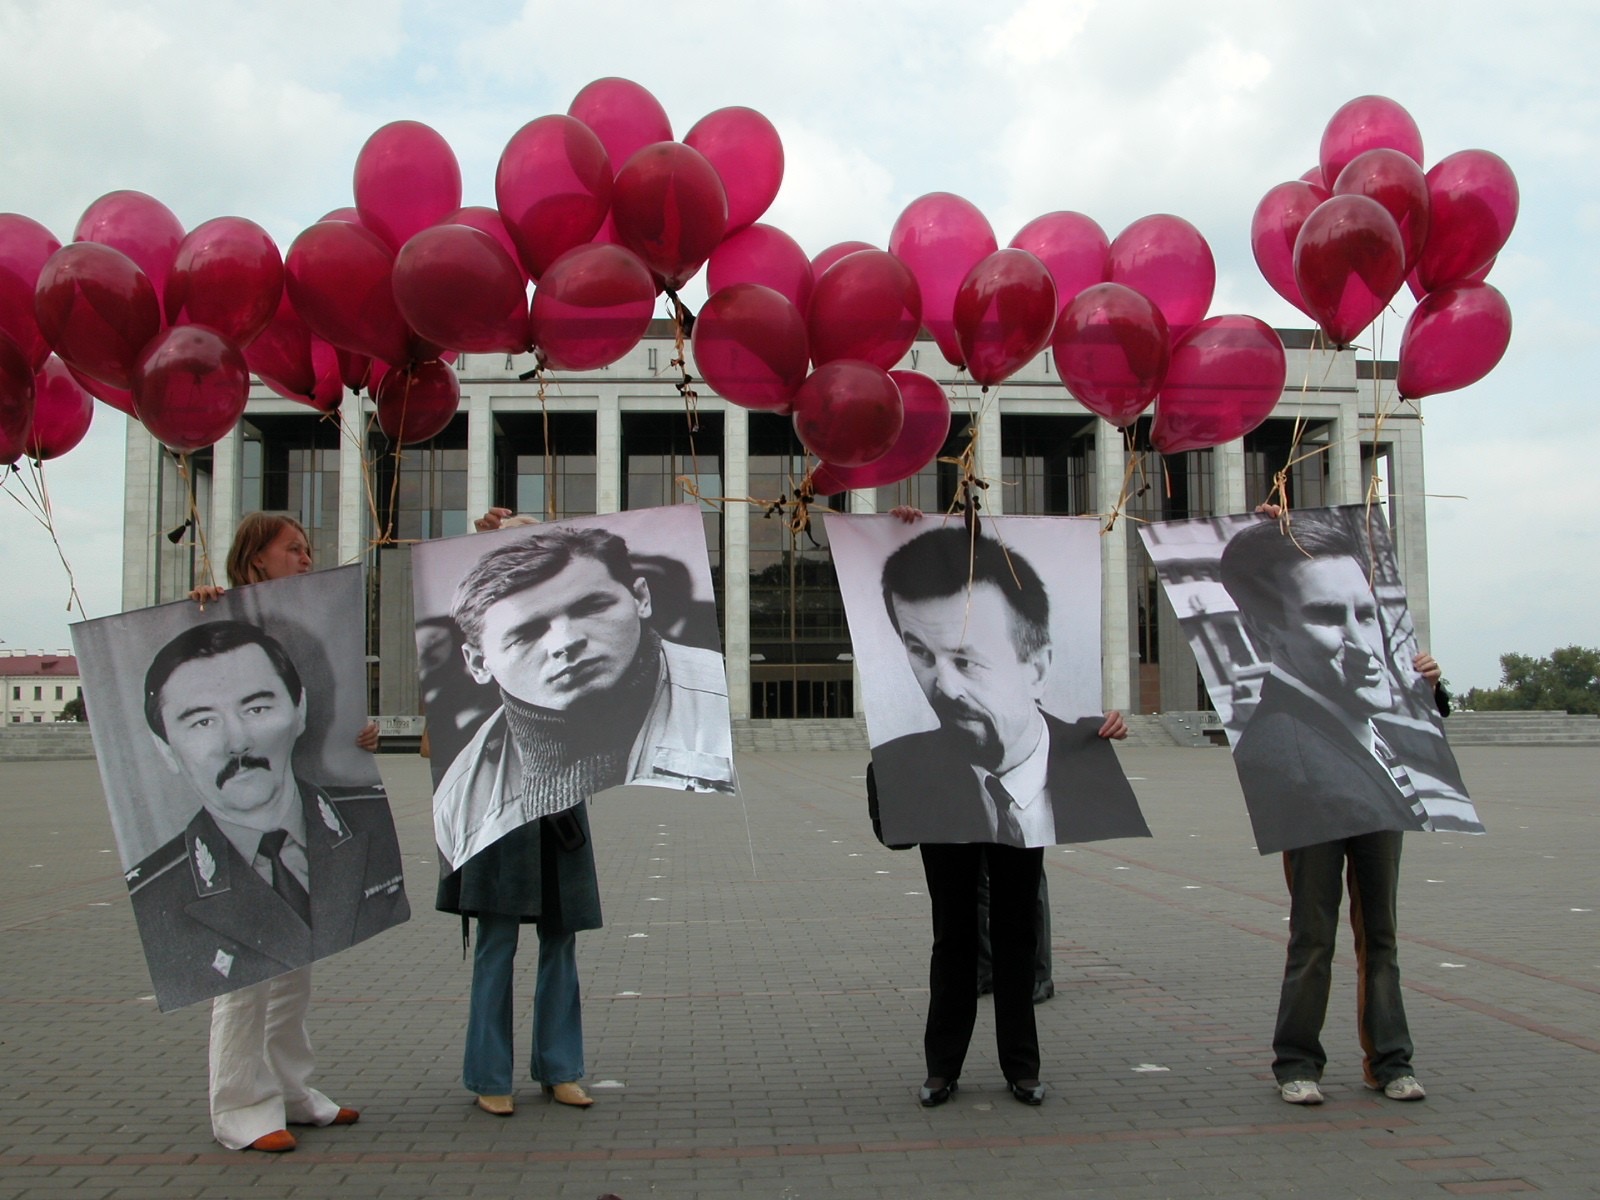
[337,391,366,566]
[722,404,751,718]
[1390,411,1431,647]
[596,394,622,515]
[209,426,240,564]
[1214,437,1246,516]
[1095,419,1132,711]
[122,424,158,611]
[974,395,1004,514]
[466,384,493,520]
[1327,395,1363,506]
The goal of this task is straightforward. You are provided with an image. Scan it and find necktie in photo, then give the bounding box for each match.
[1371,732,1434,831]
[257,828,312,925]
[983,774,1028,847]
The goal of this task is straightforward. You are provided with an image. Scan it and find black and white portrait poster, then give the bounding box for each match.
[1137,505,1480,855]
[70,566,410,1012]
[827,513,1149,848]
[411,504,737,875]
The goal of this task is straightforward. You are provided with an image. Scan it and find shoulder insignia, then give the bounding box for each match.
[194,839,217,888]
[318,795,343,834]
[212,949,234,978]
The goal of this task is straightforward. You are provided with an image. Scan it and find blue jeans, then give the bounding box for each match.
[463,913,585,1095]
[1273,831,1413,1087]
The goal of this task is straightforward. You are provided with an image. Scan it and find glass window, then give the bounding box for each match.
[242,414,343,571]
[622,411,725,629]
[1000,415,1097,515]
[1244,419,1330,511]
[873,415,974,515]
[492,412,598,520]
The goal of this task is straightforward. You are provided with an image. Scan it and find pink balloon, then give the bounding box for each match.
[792,360,903,467]
[1293,194,1406,348]
[1108,214,1215,340]
[1300,165,1327,188]
[1318,96,1423,198]
[811,241,877,279]
[889,193,997,368]
[529,244,656,371]
[691,283,809,411]
[132,325,249,452]
[1009,211,1110,320]
[706,223,813,313]
[27,356,93,460]
[683,106,784,233]
[1332,148,1430,273]
[444,206,527,282]
[285,220,413,366]
[73,190,184,307]
[568,77,673,168]
[809,370,951,493]
[1051,282,1170,428]
[246,292,322,407]
[807,249,921,370]
[33,242,162,390]
[1150,316,1285,454]
[321,207,360,224]
[353,120,463,253]
[393,224,528,355]
[1396,282,1511,400]
[1250,180,1330,318]
[611,142,728,291]
[0,213,62,370]
[953,248,1057,387]
[0,332,35,465]
[496,114,614,281]
[1416,149,1519,293]
[375,358,460,444]
[163,216,283,347]
[1407,255,1493,301]
[67,363,135,417]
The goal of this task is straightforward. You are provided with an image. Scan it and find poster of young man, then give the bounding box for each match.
[1137,505,1480,854]
[827,513,1148,848]
[411,505,737,875]
[71,566,410,1012]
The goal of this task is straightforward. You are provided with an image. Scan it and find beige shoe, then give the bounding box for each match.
[543,1082,594,1108]
[475,1094,515,1116]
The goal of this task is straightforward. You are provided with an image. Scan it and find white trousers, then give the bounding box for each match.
[208,966,339,1149]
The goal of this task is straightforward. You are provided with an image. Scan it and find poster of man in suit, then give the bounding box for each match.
[71,566,409,1012]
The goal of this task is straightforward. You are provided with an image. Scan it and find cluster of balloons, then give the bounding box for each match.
[1251,95,1517,399]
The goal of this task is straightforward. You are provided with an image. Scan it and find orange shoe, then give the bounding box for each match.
[329,1107,360,1126]
[248,1129,296,1153]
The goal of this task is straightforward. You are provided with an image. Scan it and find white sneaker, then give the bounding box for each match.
[1279,1079,1324,1105]
[1373,1075,1426,1101]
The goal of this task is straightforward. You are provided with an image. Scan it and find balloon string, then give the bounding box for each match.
[170,450,218,591]
[1,459,87,619]
[376,370,414,549]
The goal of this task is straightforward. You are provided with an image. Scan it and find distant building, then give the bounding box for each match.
[2,652,82,723]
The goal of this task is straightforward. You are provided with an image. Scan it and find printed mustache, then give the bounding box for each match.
[216,754,272,789]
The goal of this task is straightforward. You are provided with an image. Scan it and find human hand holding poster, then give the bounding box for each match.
[411,505,737,875]
[70,566,410,1012]
[1137,505,1480,854]
[827,513,1148,848]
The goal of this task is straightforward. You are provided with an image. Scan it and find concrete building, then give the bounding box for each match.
[2,651,82,723]
[118,323,1428,724]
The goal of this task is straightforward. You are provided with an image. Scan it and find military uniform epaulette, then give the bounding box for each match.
[125,842,188,894]
[317,783,389,804]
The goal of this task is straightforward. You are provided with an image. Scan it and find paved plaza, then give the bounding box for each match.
[1,744,1596,1198]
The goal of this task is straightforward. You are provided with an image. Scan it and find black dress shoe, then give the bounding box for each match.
[1032,979,1055,1004]
[1008,1079,1046,1105]
[919,1077,958,1107]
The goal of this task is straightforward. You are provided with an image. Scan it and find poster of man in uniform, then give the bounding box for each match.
[70,566,410,1012]
[827,514,1148,848]
[1137,505,1480,854]
[410,505,737,875]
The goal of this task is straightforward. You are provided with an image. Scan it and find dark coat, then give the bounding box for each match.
[435,803,602,935]
[126,781,410,1012]
[869,711,1149,847]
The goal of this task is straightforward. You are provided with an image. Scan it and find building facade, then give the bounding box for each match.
[120,322,1429,723]
[2,652,82,723]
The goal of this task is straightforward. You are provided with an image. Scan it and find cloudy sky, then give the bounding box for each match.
[1,0,1593,691]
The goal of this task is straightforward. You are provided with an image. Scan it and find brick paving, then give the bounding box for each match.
[1,744,1596,1198]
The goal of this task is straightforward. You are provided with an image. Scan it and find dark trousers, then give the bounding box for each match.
[1272,831,1413,1087]
[920,842,1043,1084]
[977,867,1052,987]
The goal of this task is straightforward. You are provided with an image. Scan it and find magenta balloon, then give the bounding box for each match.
[807,249,921,370]
[0,213,62,370]
[392,224,528,355]
[889,193,997,368]
[132,324,249,452]
[1396,282,1511,400]
[375,358,460,444]
[611,142,728,291]
[33,241,162,390]
[163,216,283,347]
[684,106,784,233]
[707,223,813,313]
[1150,316,1285,455]
[568,77,673,168]
[529,243,656,371]
[27,356,93,460]
[1250,180,1330,318]
[285,220,412,365]
[1416,149,1519,293]
[67,363,135,417]
[1108,214,1215,340]
[444,206,527,281]
[353,120,463,253]
[1293,194,1406,348]
[809,370,951,493]
[0,332,35,465]
[73,190,184,307]
[953,248,1057,387]
[1319,96,1423,198]
[254,322,344,413]
[1333,148,1430,274]
[321,207,360,224]
[496,114,614,281]
[1009,211,1110,319]
[1051,282,1170,428]
[1300,165,1327,188]
[1407,254,1493,301]
[691,283,809,412]
[810,240,877,279]
[791,359,903,467]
